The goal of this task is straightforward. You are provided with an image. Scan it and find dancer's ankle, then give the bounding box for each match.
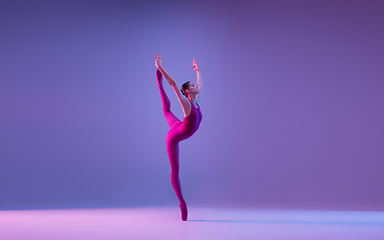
[156,70,163,85]
[179,201,188,221]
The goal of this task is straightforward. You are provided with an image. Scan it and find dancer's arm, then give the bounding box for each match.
[190,58,202,104]
[154,54,191,116]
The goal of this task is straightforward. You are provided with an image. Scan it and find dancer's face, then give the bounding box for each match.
[187,83,199,94]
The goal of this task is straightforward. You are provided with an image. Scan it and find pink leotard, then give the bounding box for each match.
[181,102,202,136]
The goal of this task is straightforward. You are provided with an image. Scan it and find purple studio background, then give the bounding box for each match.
[1,0,383,211]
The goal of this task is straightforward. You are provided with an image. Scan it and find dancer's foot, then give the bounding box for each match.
[156,69,163,85]
[179,201,188,221]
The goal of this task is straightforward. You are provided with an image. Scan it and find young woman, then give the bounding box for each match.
[154,54,203,221]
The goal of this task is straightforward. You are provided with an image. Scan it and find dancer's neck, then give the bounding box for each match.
[188,96,197,105]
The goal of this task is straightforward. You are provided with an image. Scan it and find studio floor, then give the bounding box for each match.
[0,207,383,240]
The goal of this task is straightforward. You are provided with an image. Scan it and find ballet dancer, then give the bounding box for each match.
[154,54,203,221]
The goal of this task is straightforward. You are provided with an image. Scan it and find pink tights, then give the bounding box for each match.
[156,69,189,221]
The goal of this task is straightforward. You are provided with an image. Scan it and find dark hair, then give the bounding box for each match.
[180,81,191,96]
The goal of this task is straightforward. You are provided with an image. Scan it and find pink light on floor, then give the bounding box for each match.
[0,207,383,240]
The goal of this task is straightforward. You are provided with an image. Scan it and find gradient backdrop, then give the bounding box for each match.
[1,0,383,211]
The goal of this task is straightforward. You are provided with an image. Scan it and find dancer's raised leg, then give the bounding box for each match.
[156,69,179,128]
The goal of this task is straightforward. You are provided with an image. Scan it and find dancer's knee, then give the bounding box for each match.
[163,108,171,114]
[171,168,180,177]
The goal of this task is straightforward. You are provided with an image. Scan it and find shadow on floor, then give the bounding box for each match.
[188,219,384,226]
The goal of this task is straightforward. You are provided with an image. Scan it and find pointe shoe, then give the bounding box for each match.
[179,202,188,221]
[156,69,163,85]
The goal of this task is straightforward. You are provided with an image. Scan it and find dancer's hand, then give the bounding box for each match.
[190,58,199,72]
[154,53,162,68]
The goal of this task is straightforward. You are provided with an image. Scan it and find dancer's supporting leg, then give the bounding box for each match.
[166,129,188,221]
